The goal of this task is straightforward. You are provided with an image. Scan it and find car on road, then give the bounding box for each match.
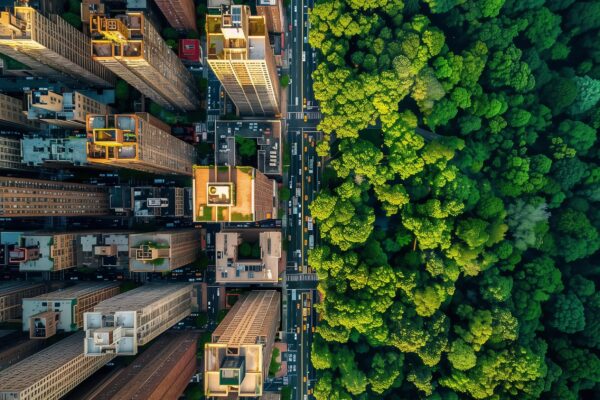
[303,114,308,122]
[289,23,292,31]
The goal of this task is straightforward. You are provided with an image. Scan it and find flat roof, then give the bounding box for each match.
[0,282,45,297]
[24,282,119,301]
[92,283,192,313]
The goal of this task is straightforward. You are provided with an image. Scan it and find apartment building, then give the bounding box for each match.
[205,290,280,398]
[0,282,46,322]
[26,89,111,128]
[0,5,115,87]
[216,230,281,284]
[11,232,78,272]
[128,229,201,273]
[256,0,284,33]
[0,136,23,170]
[207,5,280,116]
[155,0,197,32]
[0,332,115,400]
[0,177,109,217]
[79,232,130,269]
[0,93,40,131]
[86,113,195,175]
[109,185,192,217]
[193,166,278,222]
[90,12,199,110]
[84,284,193,356]
[21,136,89,167]
[22,282,120,339]
[82,332,198,400]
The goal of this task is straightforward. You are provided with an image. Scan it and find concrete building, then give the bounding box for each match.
[90,11,199,111]
[0,231,23,269]
[86,113,195,175]
[207,5,280,116]
[256,0,284,33]
[79,232,130,269]
[128,229,201,272]
[0,177,109,217]
[80,332,198,400]
[0,282,46,322]
[26,90,111,128]
[83,284,193,356]
[215,119,282,176]
[205,290,280,398]
[21,136,89,167]
[0,332,115,400]
[109,185,192,217]
[155,0,197,32]
[216,230,281,284]
[22,282,120,339]
[0,93,40,131]
[0,136,24,170]
[193,166,277,222]
[0,5,115,87]
[11,232,79,272]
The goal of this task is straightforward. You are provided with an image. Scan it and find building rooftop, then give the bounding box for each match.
[0,281,45,296]
[92,283,191,313]
[21,135,89,167]
[24,282,119,301]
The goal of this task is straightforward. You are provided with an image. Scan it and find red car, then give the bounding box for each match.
[289,23,292,32]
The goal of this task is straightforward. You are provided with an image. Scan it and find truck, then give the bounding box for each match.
[308,234,314,249]
[307,217,313,231]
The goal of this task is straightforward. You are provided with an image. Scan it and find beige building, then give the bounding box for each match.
[0,177,109,217]
[27,89,111,128]
[129,229,201,273]
[256,0,284,33]
[193,166,277,222]
[0,332,115,400]
[86,113,195,175]
[155,0,197,32]
[23,282,120,339]
[90,12,199,111]
[0,282,46,322]
[0,136,23,171]
[0,5,115,87]
[205,290,280,398]
[84,284,193,356]
[216,231,281,284]
[12,232,78,272]
[207,5,280,116]
[0,93,39,131]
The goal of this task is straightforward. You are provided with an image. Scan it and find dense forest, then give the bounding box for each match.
[308,0,600,398]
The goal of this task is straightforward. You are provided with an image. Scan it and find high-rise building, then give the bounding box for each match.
[12,232,79,272]
[0,5,116,87]
[256,0,284,33]
[206,5,280,116]
[81,332,198,400]
[155,0,197,32]
[90,12,199,111]
[0,332,115,400]
[86,113,195,175]
[0,282,46,322]
[26,89,111,128]
[84,284,193,356]
[193,166,278,222]
[0,177,109,217]
[205,290,280,398]
[21,136,89,167]
[22,282,120,339]
[216,230,281,284]
[0,136,24,171]
[79,232,130,269]
[0,93,40,131]
[109,185,193,217]
[128,229,201,273]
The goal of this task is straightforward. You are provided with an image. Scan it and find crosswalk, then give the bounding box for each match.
[287,273,318,282]
[287,111,322,120]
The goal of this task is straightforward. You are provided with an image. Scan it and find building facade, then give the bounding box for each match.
[0,93,40,131]
[0,136,23,171]
[0,282,46,322]
[0,332,115,400]
[86,113,195,175]
[90,12,199,110]
[155,0,197,32]
[193,166,278,222]
[11,233,78,272]
[216,231,281,284]
[205,290,280,398]
[0,5,115,87]
[84,284,193,356]
[256,0,284,33]
[206,5,280,116]
[0,177,109,217]
[128,229,201,273]
[22,282,120,339]
[26,90,111,128]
